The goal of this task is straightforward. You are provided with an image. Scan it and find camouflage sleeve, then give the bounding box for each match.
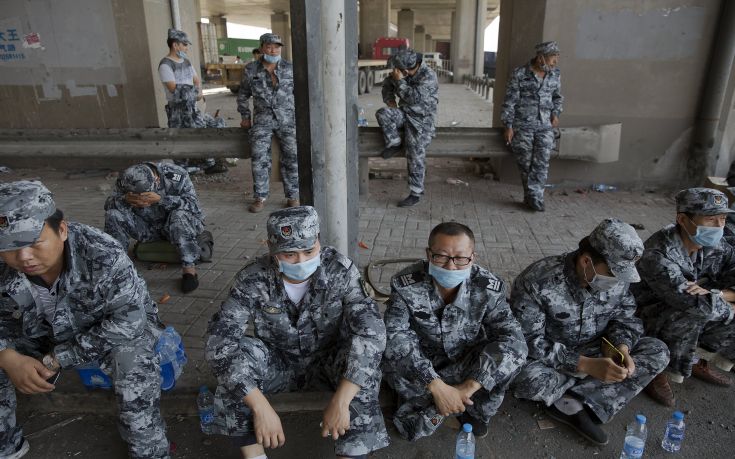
[552,72,563,117]
[236,70,253,120]
[638,249,734,323]
[383,288,441,386]
[381,76,396,104]
[53,255,148,368]
[0,297,22,352]
[603,289,643,350]
[103,182,128,211]
[340,265,386,387]
[500,70,520,128]
[468,290,528,391]
[510,277,580,373]
[395,71,438,107]
[159,173,201,215]
[717,243,735,288]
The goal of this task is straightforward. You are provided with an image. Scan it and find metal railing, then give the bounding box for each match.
[463,75,494,100]
[427,59,453,79]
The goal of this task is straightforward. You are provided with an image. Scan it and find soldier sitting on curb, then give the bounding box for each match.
[0,181,170,459]
[104,162,211,294]
[205,206,389,459]
[510,218,669,446]
[382,222,527,441]
[634,188,735,406]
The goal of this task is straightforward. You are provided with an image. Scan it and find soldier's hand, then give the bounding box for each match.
[685,281,710,296]
[618,345,636,377]
[453,379,481,406]
[138,192,161,206]
[428,379,466,416]
[387,100,398,108]
[245,390,285,448]
[551,115,560,128]
[580,356,628,383]
[391,68,404,81]
[0,349,56,394]
[124,192,146,208]
[504,127,514,145]
[240,119,252,129]
[321,398,351,440]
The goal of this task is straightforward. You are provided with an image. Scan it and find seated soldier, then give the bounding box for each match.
[0,181,169,459]
[511,218,668,446]
[204,206,389,459]
[104,162,209,293]
[383,222,528,441]
[634,188,735,406]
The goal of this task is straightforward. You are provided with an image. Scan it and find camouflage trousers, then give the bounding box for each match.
[375,107,434,195]
[641,307,735,377]
[249,117,299,200]
[512,337,669,423]
[211,337,389,456]
[165,85,226,129]
[383,345,516,441]
[0,326,169,458]
[510,128,554,207]
[104,208,204,267]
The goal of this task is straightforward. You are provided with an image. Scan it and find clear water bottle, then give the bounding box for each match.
[620,414,647,459]
[455,423,475,459]
[197,385,215,434]
[592,183,618,192]
[661,411,686,453]
[357,106,368,127]
[156,326,187,390]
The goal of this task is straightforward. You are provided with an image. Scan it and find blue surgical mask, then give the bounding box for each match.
[177,50,188,59]
[263,54,281,64]
[429,262,471,289]
[687,224,724,247]
[586,257,621,293]
[278,255,320,282]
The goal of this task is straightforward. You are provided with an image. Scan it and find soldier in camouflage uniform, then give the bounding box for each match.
[159,28,227,174]
[500,41,563,212]
[633,188,735,406]
[237,33,299,213]
[205,206,388,458]
[376,48,439,208]
[104,162,208,293]
[511,219,668,445]
[0,181,169,459]
[383,222,527,441]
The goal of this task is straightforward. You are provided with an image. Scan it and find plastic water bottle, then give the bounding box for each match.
[357,106,368,127]
[661,411,686,452]
[155,326,187,390]
[197,385,215,434]
[620,414,647,459]
[592,183,618,192]
[455,423,475,459]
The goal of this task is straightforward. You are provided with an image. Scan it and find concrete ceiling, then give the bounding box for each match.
[198,0,500,40]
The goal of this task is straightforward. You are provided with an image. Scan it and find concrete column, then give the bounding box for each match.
[425,34,433,52]
[475,0,487,76]
[397,9,415,46]
[452,0,484,81]
[414,25,426,52]
[210,15,227,39]
[359,0,391,58]
[450,11,457,68]
[271,11,293,61]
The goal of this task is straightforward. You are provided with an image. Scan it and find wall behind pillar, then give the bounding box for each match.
[493,0,720,187]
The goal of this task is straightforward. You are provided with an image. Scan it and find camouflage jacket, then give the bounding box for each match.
[500,60,563,130]
[511,252,643,373]
[381,64,439,134]
[632,224,735,323]
[105,162,204,222]
[0,222,161,368]
[383,261,527,391]
[205,246,386,400]
[236,58,295,126]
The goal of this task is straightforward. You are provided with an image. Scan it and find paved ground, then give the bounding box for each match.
[5,84,735,458]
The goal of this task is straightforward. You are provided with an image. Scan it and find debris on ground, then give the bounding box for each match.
[358,241,369,249]
[26,415,83,439]
[159,293,171,304]
[446,178,469,186]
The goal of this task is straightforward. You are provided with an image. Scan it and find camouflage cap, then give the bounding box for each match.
[675,187,735,215]
[0,181,56,252]
[267,206,320,254]
[535,41,560,56]
[588,218,644,283]
[392,48,421,70]
[167,28,191,45]
[260,33,283,47]
[119,164,156,193]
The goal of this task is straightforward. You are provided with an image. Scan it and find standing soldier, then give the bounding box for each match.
[0,181,170,459]
[511,219,668,445]
[376,48,439,208]
[500,41,563,212]
[238,33,299,213]
[205,206,389,459]
[634,188,735,406]
[104,162,210,293]
[383,222,527,441]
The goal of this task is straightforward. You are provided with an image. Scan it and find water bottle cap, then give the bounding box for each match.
[462,423,473,433]
[673,411,684,420]
[199,385,209,393]
[635,414,646,424]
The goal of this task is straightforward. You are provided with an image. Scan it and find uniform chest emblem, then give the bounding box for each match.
[264,305,282,314]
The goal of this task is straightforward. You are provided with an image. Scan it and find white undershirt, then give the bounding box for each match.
[283,279,310,304]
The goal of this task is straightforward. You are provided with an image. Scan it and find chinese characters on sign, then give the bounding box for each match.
[0,24,26,62]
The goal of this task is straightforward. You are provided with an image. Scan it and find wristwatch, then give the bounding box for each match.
[42,353,60,372]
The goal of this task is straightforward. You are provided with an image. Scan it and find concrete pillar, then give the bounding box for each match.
[450,11,458,68]
[210,15,227,39]
[425,34,433,52]
[397,9,415,46]
[271,11,293,61]
[452,0,486,80]
[414,25,426,52]
[475,0,487,76]
[359,0,391,58]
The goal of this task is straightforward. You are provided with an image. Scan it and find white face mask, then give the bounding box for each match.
[585,257,621,292]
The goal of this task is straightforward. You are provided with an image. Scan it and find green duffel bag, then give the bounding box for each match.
[133,230,214,264]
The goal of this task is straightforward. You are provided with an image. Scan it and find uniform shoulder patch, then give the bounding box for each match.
[486,278,502,292]
[396,271,424,288]
[166,172,183,182]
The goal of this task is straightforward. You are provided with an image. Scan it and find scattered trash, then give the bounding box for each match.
[537,418,556,430]
[630,223,645,230]
[591,183,617,192]
[0,166,12,173]
[544,184,557,189]
[358,241,369,249]
[26,415,83,439]
[446,178,469,186]
[450,120,460,126]
[159,293,171,304]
